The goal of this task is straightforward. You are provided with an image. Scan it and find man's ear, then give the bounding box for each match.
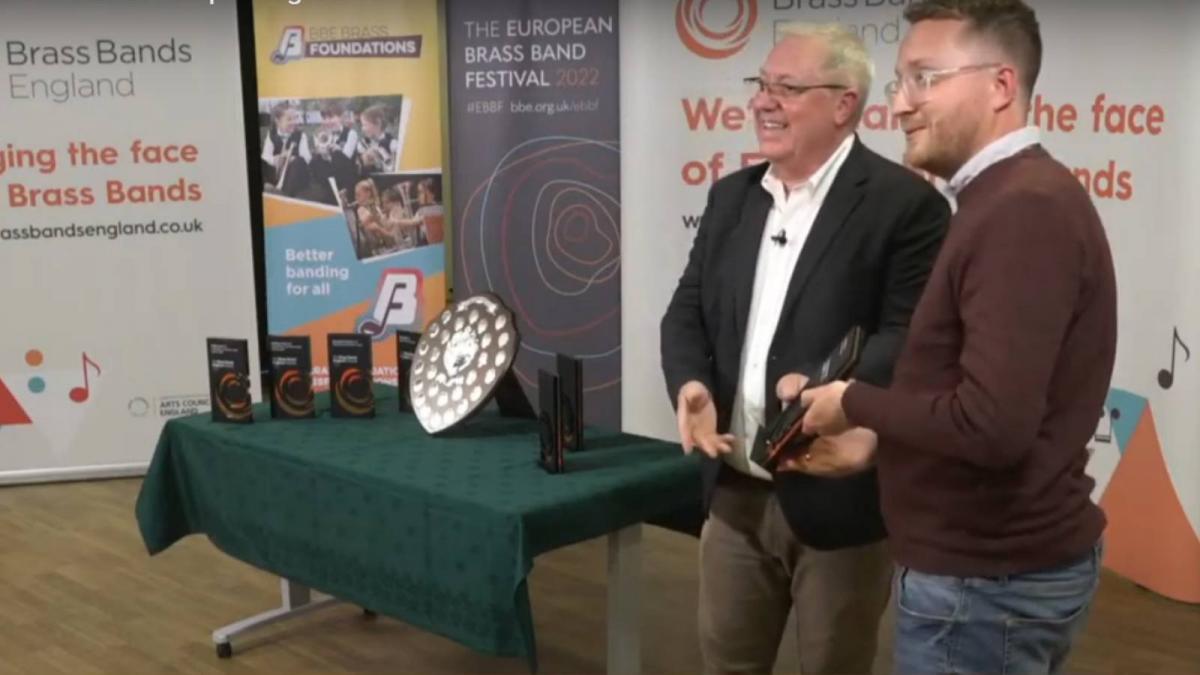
[992,65,1020,113]
[837,89,861,126]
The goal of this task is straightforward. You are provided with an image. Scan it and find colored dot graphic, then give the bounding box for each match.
[25,349,45,394]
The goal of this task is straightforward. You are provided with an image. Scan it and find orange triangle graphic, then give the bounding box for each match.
[0,377,32,425]
[263,193,341,228]
[1099,407,1200,603]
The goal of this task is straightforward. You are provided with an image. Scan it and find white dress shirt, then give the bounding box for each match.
[945,125,1041,205]
[261,130,313,165]
[340,128,360,160]
[725,133,855,479]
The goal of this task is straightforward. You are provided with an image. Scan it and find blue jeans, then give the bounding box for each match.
[893,540,1102,674]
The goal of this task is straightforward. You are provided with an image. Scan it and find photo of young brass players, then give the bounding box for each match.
[258,95,409,206]
[338,172,444,261]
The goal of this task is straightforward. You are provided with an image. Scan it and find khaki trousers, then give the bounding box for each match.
[698,471,892,674]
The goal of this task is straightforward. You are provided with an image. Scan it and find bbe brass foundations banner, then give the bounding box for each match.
[256,0,447,393]
[0,1,258,481]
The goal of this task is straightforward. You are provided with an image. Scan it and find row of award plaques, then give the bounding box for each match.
[205,295,585,473]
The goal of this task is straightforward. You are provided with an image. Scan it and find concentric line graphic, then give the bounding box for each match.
[457,136,621,407]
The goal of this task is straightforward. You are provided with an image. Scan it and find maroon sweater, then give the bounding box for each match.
[844,145,1115,576]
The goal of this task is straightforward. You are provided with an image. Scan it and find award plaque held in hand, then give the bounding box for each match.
[761,326,865,471]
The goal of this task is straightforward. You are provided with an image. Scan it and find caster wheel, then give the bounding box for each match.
[216,642,232,659]
[362,608,378,619]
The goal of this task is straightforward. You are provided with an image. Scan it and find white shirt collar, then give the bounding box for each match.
[761,134,855,206]
[946,125,1040,197]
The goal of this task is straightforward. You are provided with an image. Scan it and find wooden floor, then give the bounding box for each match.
[0,478,1197,674]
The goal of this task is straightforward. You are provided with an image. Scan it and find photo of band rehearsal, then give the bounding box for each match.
[2,1,1198,674]
[259,95,444,260]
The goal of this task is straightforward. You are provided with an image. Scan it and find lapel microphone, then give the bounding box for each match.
[770,230,788,246]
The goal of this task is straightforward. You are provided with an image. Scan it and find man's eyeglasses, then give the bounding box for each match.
[884,63,1001,103]
[744,76,848,101]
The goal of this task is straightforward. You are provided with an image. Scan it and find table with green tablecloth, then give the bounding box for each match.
[135,388,702,673]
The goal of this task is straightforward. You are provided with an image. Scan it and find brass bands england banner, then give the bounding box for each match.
[0,1,258,482]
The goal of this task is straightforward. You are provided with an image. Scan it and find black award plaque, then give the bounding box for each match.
[538,369,564,474]
[557,353,583,451]
[207,337,252,424]
[268,335,315,420]
[396,330,421,412]
[761,326,865,471]
[328,333,375,419]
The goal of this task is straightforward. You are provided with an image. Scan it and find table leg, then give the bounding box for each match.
[212,578,340,658]
[607,523,643,675]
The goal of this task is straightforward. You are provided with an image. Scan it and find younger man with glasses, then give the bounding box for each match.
[800,2,1116,672]
[660,22,950,674]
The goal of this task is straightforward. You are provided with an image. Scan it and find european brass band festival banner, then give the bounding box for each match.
[619,0,1200,602]
[448,0,622,428]
[255,0,446,386]
[0,1,258,482]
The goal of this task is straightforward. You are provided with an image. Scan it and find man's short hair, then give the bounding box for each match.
[904,0,1042,100]
[776,22,875,121]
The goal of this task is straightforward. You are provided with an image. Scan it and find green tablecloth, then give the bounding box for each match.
[135,388,702,670]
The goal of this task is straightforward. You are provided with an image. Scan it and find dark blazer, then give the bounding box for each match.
[660,136,950,549]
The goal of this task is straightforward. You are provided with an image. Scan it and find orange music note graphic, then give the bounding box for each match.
[69,352,101,403]
[1157,327,1190,390]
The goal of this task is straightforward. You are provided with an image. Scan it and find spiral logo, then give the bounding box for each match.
[216,372,252,421]
[676,0,758,60]
[274,369,314,417]
[335,367,374,416]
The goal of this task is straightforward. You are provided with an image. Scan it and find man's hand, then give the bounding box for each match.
[775,372,810,406]
[676,380,734,458]
[777,427,877,476]
[800,380,852,436]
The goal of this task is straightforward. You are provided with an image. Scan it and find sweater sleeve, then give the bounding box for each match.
[843,192,1084,470]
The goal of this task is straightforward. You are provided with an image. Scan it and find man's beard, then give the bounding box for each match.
[907,115,977,181]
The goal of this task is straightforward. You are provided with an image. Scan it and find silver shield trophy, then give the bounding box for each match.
[409,293,521,433]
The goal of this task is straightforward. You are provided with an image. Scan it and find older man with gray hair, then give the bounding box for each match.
[660,22,950,673]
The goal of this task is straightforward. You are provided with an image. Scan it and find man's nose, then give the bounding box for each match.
[889,85,915,116]
[749,89,778,113]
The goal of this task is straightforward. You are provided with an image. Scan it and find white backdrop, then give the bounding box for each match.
[0,0,259,483]
[620,0,1199,601]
